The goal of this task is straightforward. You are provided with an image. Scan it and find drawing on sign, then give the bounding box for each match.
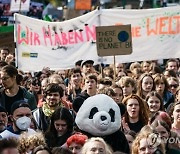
[118,31,129,42]
[96,25,132,57]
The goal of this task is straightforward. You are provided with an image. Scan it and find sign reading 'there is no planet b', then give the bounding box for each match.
[96,25,132,57]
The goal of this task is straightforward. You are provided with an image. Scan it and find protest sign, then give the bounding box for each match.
[75,0,91,10]
[10,0,30,12]
[14,6,180,71]
[96,25,132,56]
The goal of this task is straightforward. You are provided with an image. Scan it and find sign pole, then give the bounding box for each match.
[96,25,132,81]
[19,0,22,14]
[113,55,116,80]
[100,63,104,78]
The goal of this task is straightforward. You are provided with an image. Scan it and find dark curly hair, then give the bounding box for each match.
[44,83,64,98]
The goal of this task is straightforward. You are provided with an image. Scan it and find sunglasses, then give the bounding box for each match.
[32,82,41,86]
[169,84,178,88]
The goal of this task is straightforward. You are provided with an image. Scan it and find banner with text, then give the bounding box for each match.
[14,6,180,71]
[96,25,132,56]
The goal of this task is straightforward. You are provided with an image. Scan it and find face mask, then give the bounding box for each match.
[16,116,31,130]
[28,151,32,154]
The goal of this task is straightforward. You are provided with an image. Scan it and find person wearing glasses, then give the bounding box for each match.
[0,65,37,114]
[167,77,179,96]
[29,77,42,103]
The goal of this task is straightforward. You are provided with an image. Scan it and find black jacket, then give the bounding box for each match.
[45,131,72,148]
[73,91,90,112]
[0,87,37,113]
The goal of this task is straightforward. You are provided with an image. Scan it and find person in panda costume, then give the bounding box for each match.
[75,94,130,153]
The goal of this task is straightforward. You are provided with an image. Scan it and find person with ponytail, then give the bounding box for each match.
[0,65,37,114]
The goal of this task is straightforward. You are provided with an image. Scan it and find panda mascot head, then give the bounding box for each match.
[75,94,121,136]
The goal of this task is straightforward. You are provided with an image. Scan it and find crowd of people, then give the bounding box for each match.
[0,47,179,154]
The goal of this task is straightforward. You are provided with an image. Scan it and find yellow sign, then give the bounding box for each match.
[22,52,30,57]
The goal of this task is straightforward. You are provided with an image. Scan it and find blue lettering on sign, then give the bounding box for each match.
[30,53,38,58]
[118,31,129,42]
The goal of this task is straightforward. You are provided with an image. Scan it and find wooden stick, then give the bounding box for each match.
[113,55,116,80]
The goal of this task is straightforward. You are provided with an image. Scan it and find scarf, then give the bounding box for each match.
[42,102,63,117]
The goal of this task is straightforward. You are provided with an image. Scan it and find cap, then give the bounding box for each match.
[81,60,94,67]
[0,106,7,113]
[11,100,30,114]
[75,60,83,66]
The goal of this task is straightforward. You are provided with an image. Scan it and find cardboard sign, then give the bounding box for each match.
[96,25,132,56]
[75,0,91,10]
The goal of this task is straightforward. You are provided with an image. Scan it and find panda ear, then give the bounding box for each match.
[89,107,98,119]
[109,108,115,122]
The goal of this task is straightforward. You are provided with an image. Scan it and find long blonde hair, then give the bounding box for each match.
[132,126,165,154]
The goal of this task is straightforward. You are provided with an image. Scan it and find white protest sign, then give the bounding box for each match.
[14,7,180,71]
[10,0,30,12]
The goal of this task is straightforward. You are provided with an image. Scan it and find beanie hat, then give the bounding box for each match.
[11,100,30,114]
[0,106,7,113]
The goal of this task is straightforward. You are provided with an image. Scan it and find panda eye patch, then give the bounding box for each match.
[89,107,98,119]
[109,108,115,122]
